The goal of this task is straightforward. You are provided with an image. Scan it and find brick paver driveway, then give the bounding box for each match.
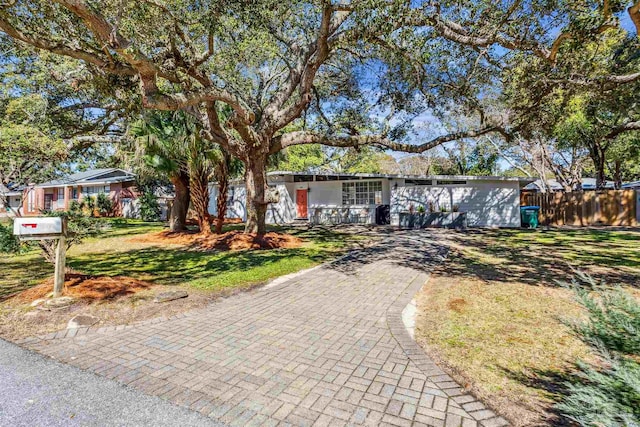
[21,230,507,427]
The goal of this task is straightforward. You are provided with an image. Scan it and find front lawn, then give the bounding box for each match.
[415,228,640,426]
[0,220,364,339]
[69,225,354,291]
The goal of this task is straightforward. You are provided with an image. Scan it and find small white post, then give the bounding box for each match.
[53,217,67,298]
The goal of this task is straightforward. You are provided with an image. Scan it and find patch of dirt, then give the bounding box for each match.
[131,230,303,251]
[14,272,152,303]
[0,276,269,341]
[446,297,468,313]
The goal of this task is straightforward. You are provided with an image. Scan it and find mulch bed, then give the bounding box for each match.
[14,272,152,303]
[131,230,303,251]
[184,217,243,226]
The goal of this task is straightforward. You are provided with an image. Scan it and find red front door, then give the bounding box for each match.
[296,189,308,218]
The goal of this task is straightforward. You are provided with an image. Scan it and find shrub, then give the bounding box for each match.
[84,195,96,216]
[95,193,113,217]
[139,189,161,221]
[0,220,20,253]
[557,273,640,426]
[38,210,109,263]
[68,200,83,214]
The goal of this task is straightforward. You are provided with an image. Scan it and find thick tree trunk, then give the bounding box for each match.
[215,152,231,234]
[613,160,622,190]
[244,156,268,235]
[595,154,606,191]
[190,168,212,235]
[169,172,190,232]
[588,141,607,191]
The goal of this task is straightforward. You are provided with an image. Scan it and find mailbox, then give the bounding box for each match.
[13,217,64,240]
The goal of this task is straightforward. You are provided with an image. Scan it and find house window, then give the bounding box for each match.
[342,181,382,205]
[83,185,110,197]
[27,190,35,212]
[44,194,53,210]
[56,188,65,209]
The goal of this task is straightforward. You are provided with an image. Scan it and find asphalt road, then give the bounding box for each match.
[0,339,225,427]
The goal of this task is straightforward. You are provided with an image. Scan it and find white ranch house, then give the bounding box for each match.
[209,171,534,228]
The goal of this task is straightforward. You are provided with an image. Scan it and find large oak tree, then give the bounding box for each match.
[2,0,638,232]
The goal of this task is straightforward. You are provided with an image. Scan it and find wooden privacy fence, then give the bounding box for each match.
[521,190,638,226]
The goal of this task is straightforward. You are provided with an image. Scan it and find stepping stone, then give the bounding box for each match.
[43,297,75,309]
[153,290,188,303]
[30,299,46,307]
[67,314,100,329]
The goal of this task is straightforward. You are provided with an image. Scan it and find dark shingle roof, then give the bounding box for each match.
[0,184,24,196]
[37,168,135,187]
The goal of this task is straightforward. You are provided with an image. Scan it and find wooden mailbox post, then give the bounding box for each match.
[13,217,68,297]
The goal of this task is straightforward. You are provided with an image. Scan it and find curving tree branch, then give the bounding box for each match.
[270,126,505,154]
[605,120,640,139]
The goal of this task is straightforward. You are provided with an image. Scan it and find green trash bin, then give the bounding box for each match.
[520,206,540,228]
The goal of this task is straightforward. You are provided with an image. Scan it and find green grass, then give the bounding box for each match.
[416,228,640,425]
[0,219,359,299]
[449,228,640,286]
[496,229,640,268]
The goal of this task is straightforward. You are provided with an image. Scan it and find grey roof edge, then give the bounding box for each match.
[622,180,640,188]
[217,171,535,185]
[35,168,136,188]
[266,170,535,183]
[0,184,25,196]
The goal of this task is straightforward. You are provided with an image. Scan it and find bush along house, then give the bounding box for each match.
[22,168,138,217]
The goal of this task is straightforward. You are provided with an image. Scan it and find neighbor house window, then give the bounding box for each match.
[83,185,110,197]
[342,181,382,205]
[56,188,65,209]
[44,194,53,210]
[27,190,35,212]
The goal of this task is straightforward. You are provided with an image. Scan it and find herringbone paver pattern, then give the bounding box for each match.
[20,230,508,426]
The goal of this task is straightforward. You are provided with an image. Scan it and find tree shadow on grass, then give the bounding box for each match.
[499,366,578,426]
[441,228,640,288]
[0,254,51,300]
[68,245,334,288]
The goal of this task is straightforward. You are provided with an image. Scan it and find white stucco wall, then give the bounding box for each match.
[209,176,522,227]
[209,178,392,225]
[391,179,521,227]
[208,183,248,221]
[208,182,295,224]
[291,179,391,224]
[267,184,295,224]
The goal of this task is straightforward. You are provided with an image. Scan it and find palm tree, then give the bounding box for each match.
[130,111,222,234]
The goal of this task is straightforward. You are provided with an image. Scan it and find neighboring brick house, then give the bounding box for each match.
[22,168,138,216]
[0,184,24,217]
